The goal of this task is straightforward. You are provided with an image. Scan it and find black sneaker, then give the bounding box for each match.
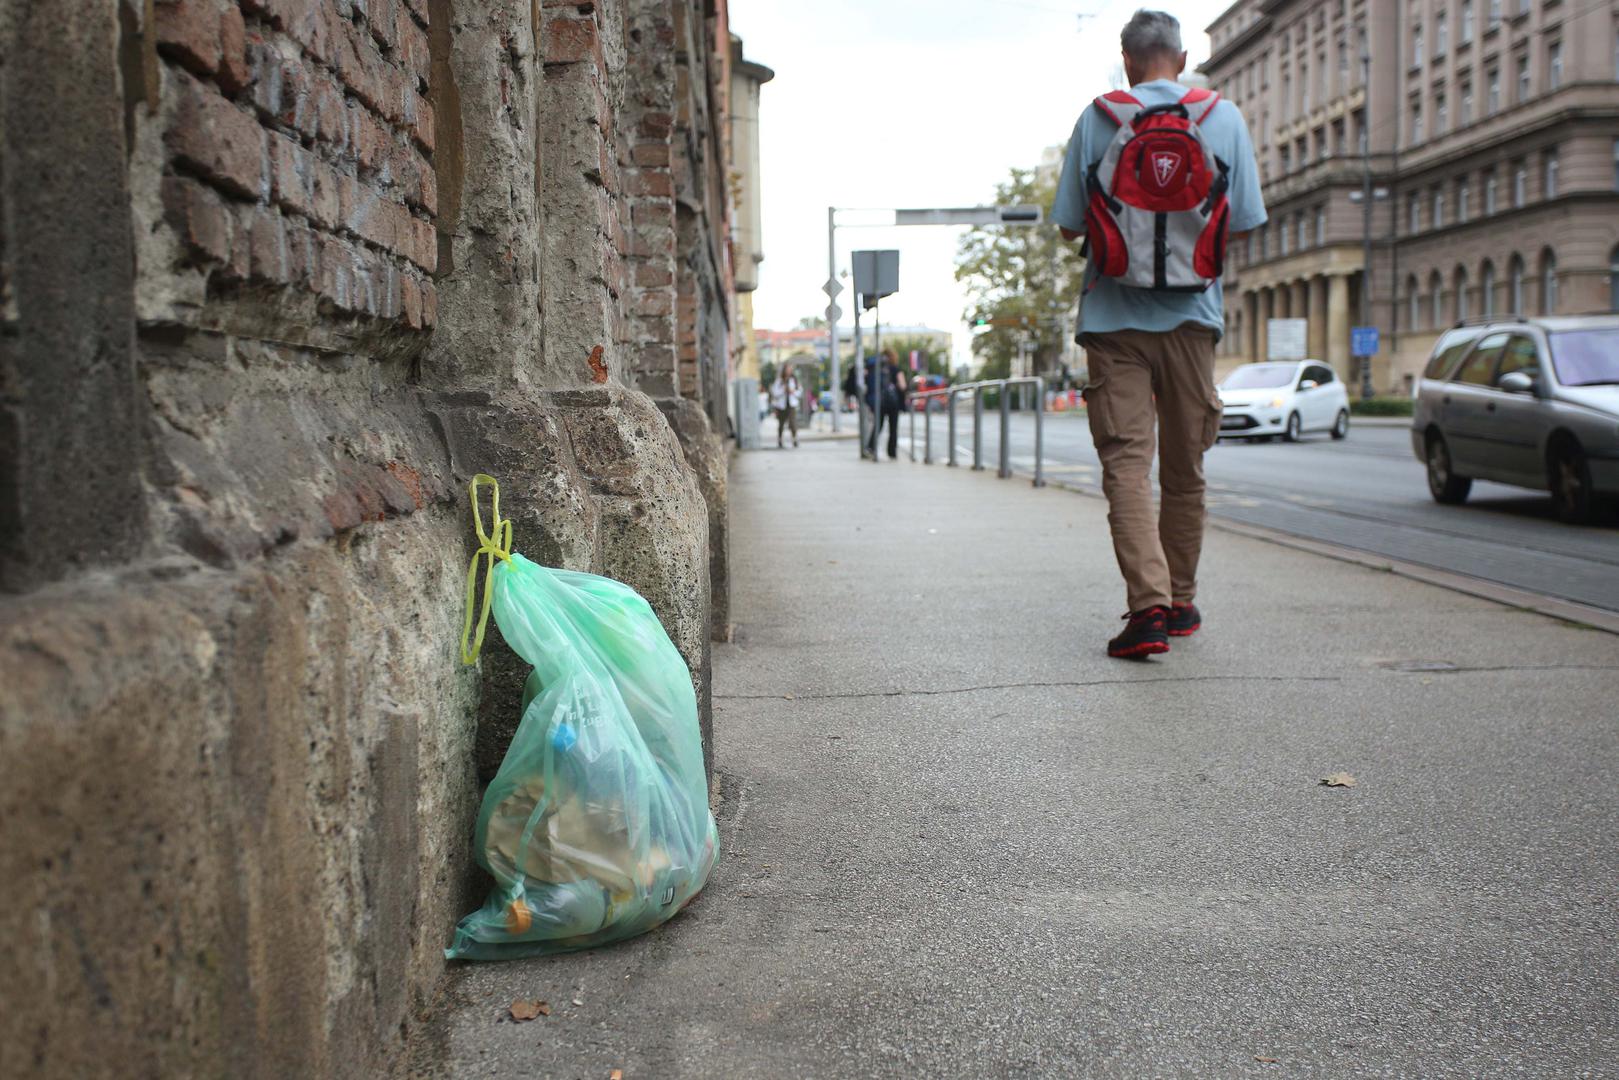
[1168,602,1202,638]
[1107,606,1170,659]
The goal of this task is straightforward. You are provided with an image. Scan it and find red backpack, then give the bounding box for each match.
[1083,88,1232,292]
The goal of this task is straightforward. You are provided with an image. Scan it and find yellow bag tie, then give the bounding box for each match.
[461,473,514,665]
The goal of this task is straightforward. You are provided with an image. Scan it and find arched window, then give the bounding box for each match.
[1508,254,1525,314]
[1540,248,1558,314]
[1430,271,1445,328]
[1408,274,1421,328]
[1455,266,1470,321]
[1481,260,1496,317]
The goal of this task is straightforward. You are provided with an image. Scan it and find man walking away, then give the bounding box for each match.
[1052,9,1266,658]
[866,349,907,460]
[770,366,801,448]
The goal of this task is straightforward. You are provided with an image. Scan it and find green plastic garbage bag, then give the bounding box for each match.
[446,474,718,960]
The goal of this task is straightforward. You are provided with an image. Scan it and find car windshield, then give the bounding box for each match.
[1222,364,1296,389]
[1550,330,1619,387]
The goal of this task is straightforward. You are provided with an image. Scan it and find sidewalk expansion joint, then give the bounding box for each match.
[717,674,1342,702]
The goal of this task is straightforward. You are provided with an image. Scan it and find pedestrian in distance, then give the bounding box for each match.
[1052,9,1267,658]
[866,349,907,460]
[769,365,802,448]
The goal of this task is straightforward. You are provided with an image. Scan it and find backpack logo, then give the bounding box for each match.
[1151,152,1182,188]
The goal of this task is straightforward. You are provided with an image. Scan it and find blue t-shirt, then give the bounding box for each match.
[1051,79,1267,338]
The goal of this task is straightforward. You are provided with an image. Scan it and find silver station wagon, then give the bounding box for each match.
[1412,315,1619,523]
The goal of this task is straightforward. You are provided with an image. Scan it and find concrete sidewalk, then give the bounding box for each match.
[409,439,1619,1078]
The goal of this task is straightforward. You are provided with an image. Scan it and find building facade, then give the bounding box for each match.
[1202,0,1619,392]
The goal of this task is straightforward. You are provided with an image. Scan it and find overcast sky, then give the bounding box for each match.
[728,0,1230,370]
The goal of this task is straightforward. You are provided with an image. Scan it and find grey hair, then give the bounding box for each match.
[1121,9,1183,59]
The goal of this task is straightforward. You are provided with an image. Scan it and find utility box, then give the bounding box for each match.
[732,377,761,449]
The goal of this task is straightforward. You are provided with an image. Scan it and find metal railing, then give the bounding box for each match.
[908,377,1045,487]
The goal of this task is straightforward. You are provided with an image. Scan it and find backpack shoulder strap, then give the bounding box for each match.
[1092,91,1143,128]
[1178,87,1222,124]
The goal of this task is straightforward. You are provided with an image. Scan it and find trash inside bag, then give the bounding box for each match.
[446,474,718,960]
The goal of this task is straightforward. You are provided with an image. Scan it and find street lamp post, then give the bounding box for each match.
[1358,32,1375,400]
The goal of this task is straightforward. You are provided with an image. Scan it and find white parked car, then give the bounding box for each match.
[1217,360,1351,442]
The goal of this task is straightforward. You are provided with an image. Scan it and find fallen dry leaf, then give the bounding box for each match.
[572,998,584,1006]
[1255,1056,1280,1064]
[610,1070,624,1080]
[509,999,551,1021]
[1320,772,1357,788]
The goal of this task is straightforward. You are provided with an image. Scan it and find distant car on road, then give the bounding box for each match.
[1412,315,1619,523]
[1217,360,1351,442]
[910,374,950,411]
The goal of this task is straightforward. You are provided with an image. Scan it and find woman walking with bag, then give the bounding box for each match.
[770,366,802,449]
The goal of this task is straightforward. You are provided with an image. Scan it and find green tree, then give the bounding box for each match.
[955,162,1086,381]
[877,335,951,379]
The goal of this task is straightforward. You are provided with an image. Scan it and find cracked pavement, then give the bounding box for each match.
[408,438,1619,1079]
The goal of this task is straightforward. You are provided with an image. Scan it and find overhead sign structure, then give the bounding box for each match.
[893,205,1043,227]
[1351,325,1380,356]
[1267,317,1308,361]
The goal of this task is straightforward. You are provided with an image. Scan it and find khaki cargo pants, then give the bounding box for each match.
[1080,323,1223,613]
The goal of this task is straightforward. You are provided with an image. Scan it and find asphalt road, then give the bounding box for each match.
[902,411,1619,615]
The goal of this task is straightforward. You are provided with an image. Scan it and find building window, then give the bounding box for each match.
[1613,139,1619,191]
[1436,12,1449,55]
[1281,218,1292,255]
[1413,24,1424,68]
[1281,145,1291,173]
[1298,211,1309,249]
[1436,93,1448,134]
[1482,260,1497,316]
[1409,275,1422,328]
[1540,249,1558,314]
[1315,207,1326,247]
[1333,120,1346,156]
[1460,82,1473,126]
[1462,0,1475,43]
[1433,187,1446,229]
[1485,171,1499,214]
[1544,150,1559,199]
[1411,99,1424,143]
[1431,272,1445,327]
[1487,68,1501,114]
[1302,60,1312,111]
[1338,36,1348,77]
[1247,234,1255,263]
[1513,161,1527,207]
[1548,41,1563,90]
[1610,246,1619,311]
[1489,0,1502,30]
[1282,71,1292,119]
[1259,226,1268,259]
[1509,254,1525,314]
[1409,192,1421,234]
[1516,54,1530,103]
[1458,179,1471,223]
[1456,266,1470,320]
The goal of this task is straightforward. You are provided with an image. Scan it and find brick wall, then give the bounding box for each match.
[0,0,735,1075]
[152,0,438,327]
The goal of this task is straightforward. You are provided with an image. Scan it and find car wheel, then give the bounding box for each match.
[1330,409,1349,440]
[1426,433,1472,504]
[1550,441,1595,524]
[1283,412,1302,442]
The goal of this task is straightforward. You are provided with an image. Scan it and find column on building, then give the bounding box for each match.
[1290,280,1307,333]
[1244,290,1259,362]
[1257,287,1273,362]
[1308,276,1328,360]
[1327,273,1352,385]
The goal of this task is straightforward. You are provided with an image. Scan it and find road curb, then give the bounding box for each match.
[1021,471,1619,636]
